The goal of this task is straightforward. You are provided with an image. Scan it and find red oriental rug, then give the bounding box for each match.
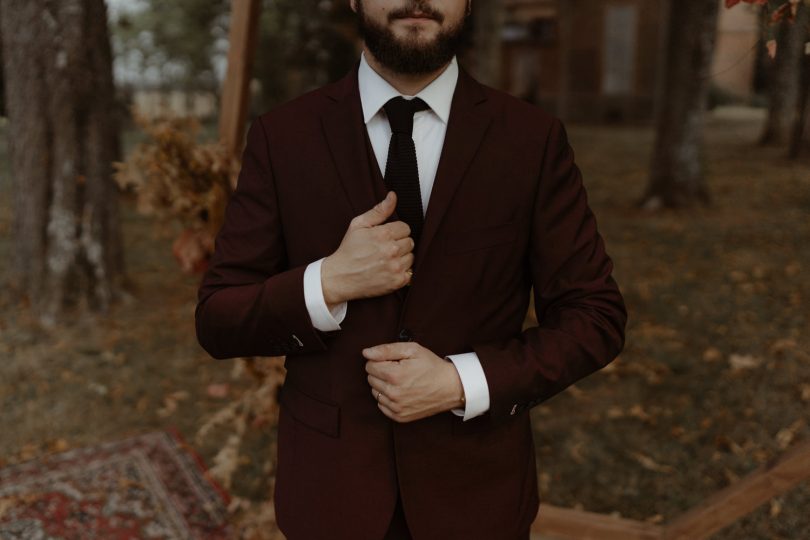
[0,430,231,539]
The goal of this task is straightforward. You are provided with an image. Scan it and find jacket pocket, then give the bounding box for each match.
[279,382,340,438]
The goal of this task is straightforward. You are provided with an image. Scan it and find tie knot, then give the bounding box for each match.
[383,96,430,136]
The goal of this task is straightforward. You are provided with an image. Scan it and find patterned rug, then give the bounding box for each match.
[0,430,231,539]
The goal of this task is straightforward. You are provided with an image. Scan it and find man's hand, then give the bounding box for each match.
[321,192,414,308]
[363,342,465,423]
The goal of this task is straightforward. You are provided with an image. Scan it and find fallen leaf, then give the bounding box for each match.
[800,384,810,403]
[769,339,797,356]
[207,383,230,399]
[728,354,762,371]
[775,419,805,450]
[628,451,674,473]
[628,404,652,422]
[703,347,723,362]
[770,498,782,517]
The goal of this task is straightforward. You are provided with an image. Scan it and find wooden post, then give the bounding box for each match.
[529,439,810,540]
[219,0,261,188]
[662,439,810,539]
[532,504,663,540]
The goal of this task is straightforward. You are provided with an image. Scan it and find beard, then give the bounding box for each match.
[355,0,468,75]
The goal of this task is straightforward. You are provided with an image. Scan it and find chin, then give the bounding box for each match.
[393,27,438,42]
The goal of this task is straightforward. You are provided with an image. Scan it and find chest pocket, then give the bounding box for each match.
[444,219,519,255]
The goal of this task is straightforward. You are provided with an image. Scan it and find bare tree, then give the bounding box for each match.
[760,3,808,145]
[463,0,504,87]
[788,3,810,158]
[641,0,720,209]
[0,0,126,325]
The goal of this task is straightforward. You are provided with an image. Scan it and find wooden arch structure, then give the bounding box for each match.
[216,2,810,538]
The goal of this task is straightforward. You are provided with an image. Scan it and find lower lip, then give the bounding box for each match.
[399,17,434,23]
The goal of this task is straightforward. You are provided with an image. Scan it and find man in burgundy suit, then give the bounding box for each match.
[195,0,626,538]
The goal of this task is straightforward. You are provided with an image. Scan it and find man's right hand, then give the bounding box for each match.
[321,191,415,307]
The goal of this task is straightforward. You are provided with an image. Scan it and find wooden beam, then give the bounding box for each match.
[532,503,663,540]
[219,0,261,185]
[662,439,810,539]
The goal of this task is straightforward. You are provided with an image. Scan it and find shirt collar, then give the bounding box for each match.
[358,49,458,125]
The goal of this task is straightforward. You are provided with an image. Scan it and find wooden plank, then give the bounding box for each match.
[663,439,810,539]
[532,503,663,540]
[219,0,261,184]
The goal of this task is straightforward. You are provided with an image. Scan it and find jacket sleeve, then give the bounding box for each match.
[472,117,627,423]
[195,117,330,360]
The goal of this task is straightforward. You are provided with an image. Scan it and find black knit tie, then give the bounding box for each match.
[383,96,430,244]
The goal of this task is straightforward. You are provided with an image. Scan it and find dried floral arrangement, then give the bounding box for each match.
[113,110,237,274]
[114,110,287,537]
[196,356,287,539]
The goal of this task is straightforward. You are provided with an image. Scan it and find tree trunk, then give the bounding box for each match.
[556,0,574,120]
[788,3,810,159]
[641,0,720,209]
[788,51,810,158]
[464,0,504,87]
[760,3,808,145]
[0,0,126,325]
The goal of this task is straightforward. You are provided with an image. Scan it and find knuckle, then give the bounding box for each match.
[377,225,392,240]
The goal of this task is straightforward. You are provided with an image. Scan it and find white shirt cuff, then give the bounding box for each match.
[445,352,490,421]
[303,258,347,332]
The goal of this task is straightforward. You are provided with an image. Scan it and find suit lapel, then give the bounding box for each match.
[410,66,492,279]
[321,60,392,220]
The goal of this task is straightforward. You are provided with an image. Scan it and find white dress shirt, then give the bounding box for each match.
[302,51,490,421]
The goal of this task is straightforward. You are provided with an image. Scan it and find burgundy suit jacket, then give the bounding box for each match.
[195,59,626,539]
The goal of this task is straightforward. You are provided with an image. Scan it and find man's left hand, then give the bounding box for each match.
[363,342,464,423]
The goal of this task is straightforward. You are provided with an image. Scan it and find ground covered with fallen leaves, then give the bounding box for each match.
[1,107,808,539]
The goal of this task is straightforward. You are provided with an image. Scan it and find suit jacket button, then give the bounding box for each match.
[398,328,413,342]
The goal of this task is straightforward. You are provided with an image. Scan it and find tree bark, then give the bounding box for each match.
[641,0,720,209]
[464,0,504,87]
[0,0,126,325]
[788,52,810,158]
[760,3,808,145]
[788,3,810,159]
[556,0,574,120]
